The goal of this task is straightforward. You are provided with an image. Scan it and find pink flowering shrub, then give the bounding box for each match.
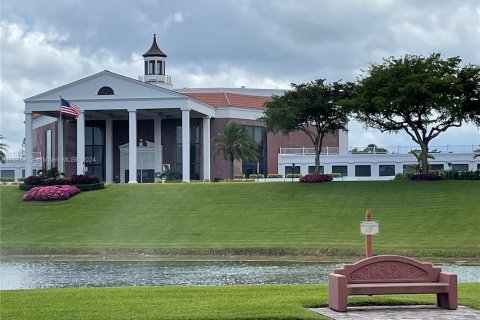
[22,185,81,201]
[299,173,333,183]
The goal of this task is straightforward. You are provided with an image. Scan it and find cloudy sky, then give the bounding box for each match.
[1,0,479,152]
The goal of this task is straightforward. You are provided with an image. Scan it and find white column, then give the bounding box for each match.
[57,117,64,173]
[338,128,349,155]
[181,108,190,182]
[202,116,211,181]
[154,117,162,175]
[105,119,113,183]
[76,111,85,174]
[128,109,138,183]
[24,111,33,176]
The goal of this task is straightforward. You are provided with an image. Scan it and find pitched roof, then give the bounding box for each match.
[183,92,272,109]
[143,34,167,58]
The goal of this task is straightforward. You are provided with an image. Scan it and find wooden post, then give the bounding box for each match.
[366,209,372,257]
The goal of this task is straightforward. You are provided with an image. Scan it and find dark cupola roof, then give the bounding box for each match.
[142,34,167,58]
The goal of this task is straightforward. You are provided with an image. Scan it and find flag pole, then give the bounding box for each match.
[59,96,63,174]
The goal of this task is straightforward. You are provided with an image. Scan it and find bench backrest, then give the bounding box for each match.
[333,255,441,284]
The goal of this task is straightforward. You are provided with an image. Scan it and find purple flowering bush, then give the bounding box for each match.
[299,173,333,183]
[22,185,81,201]
[70,174,100,185]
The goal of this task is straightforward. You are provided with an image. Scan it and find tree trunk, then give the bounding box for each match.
[420,142,429,174]
[314,134,324,174]
[230,156,235,179]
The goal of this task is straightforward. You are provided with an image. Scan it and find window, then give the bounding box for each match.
[175,124,200,180]
[308,166,324,174]
[98,86,114,95]
[85,123,105,181]
[242,126,267,177]
[332,165,348,177]
[285,165,300,175]
[125,169,154,183]
[430,164,444,171]
[379,165,395,176]
[355,165,371,177]
[1,170,15,179]
[403,165,417,175]
[149,60,155,74]
[156,61,161,75]
[452,164,468,171]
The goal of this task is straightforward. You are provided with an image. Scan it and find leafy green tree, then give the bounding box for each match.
[0,135,8,163]
[348,53,480,173]
[262,79,352,174]
[214,122,258,179]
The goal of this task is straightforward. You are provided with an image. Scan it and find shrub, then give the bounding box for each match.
[299,173,333,183]
[248,174,265,179]
[267,174,283,178]
[234,175,245,179]
[440,170,480,180]
[70,174,100,185]
[286,173,302,178]
[22,185,80,201]
[158,170,182,182]
[24,175,46,185]
[411,173,442,181]
[331,173,342,178]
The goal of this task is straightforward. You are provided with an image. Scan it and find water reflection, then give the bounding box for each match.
[0,261,478,290]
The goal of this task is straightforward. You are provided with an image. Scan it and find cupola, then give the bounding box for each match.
[140,34,172,89]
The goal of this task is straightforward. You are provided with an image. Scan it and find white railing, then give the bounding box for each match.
[279,147,340,155]
[279,145,479,156]
[4,152,41,161]
[349,145,479,155]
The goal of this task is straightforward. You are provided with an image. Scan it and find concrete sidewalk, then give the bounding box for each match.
[310,305,480,319]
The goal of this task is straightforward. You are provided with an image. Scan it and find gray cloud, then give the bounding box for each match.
[1,0,479,151]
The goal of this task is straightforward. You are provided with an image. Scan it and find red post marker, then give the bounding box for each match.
[365,209,372,258]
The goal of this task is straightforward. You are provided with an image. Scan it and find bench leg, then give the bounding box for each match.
[329,274,348,312]
[437,272,458,310]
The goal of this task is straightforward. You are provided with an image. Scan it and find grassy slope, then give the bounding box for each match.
[1,181,479,257]
[1,284,479,320]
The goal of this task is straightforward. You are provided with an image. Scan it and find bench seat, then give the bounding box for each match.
[348,282,450,295]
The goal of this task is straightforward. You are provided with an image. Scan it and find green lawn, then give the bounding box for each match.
[1,283,479,320]
[1,181,479,258]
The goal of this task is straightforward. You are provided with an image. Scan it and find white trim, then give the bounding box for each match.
[57,118,64,172]
[24,112,33,176]
[215,107,264,120]
[182,109,190,182]
[128,110,138,183]
[76,112,85,174]
[105,119,113,182]
[33,115,57,129]
[203,116,211,181]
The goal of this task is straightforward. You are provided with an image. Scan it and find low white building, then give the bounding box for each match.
[278,144,480,180]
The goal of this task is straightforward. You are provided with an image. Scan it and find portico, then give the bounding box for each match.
[23,70,215,183]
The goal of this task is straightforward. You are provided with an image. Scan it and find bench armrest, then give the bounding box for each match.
[329,273,348,312]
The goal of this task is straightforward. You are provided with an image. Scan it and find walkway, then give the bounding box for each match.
[310,305,480,320]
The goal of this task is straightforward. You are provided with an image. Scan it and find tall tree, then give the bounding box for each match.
[348,53,480,173]
[0,135,8,163]
[214,122,258,179]
[262,79,352,174]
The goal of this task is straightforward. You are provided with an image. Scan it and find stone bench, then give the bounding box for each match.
[328,255,457,312]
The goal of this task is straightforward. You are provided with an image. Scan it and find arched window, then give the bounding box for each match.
[98,86,114,95]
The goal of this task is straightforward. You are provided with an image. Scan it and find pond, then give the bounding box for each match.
[1,261,479,290]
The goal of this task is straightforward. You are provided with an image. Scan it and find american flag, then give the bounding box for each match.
[60,98,82,118]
